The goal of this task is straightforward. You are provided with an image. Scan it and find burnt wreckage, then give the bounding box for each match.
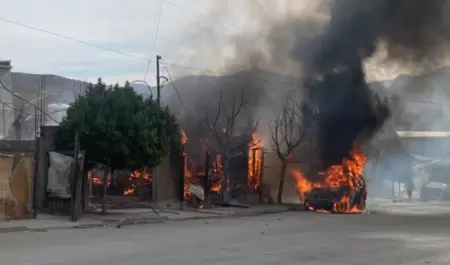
[304,178,367,213]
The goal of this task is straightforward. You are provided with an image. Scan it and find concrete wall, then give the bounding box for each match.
[152,155,179,205]
[0,61,14,138]
[0,140,35,152]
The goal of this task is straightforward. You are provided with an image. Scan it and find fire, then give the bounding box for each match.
[181,129,188,145]
[124,186,135,196]
[248,133,263,192]
[292,144,367,214]
[181,130,264,203]
[182,129,224,201]
[89,171,110,186]
[209,154,223,193]
[123,169,152,196]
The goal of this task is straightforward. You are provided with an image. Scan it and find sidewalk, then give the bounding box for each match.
[367,197,450,216]
[0,204,298,234]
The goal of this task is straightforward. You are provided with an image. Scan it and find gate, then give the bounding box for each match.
[0,153,34,220]
[227,152,249,202]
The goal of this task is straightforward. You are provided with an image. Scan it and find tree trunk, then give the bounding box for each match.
[277,161,287,204]
[221,156,229,204]
[101,167,110,214]
[138,167,147,200]
[203,152,210,207]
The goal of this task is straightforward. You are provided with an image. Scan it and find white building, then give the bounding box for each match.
[0,60,14,138]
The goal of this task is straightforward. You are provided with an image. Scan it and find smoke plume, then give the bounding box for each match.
[171,0,450,171]
[296,0,450,169]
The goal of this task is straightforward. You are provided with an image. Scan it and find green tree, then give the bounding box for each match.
[56,78,177,211]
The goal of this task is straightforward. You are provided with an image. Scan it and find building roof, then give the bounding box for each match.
[396,131,450,138]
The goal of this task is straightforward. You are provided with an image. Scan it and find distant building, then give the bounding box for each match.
[0,60,14,138]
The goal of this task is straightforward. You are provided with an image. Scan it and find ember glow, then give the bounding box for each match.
[183,131,214,200]
[292,144,367,214]
[89,171,110,187]
[182,130,263,202]
[123,170,152,196]
[248,133,263,192]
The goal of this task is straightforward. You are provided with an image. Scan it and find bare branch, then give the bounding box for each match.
[269,97,312,160]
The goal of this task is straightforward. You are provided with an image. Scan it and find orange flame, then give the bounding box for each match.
[123,170,152,196]
[181,129,188,145]
[292,144,366,214]
[248,133,263,192]
[89,171,111,187]
[181,131,264,202]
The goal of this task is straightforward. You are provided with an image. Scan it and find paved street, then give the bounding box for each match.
[1,209,450,265]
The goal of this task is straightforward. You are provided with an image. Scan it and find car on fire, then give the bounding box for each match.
[304,183,367,214]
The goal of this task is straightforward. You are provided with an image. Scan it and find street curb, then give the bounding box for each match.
[0,223,107,234]
[169,207,300,222]
[0,207,305,233]
[0,226,29,234]
[116,216,169,228]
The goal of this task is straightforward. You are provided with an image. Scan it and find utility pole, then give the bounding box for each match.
[156,55,162,105]
[2,102,5,137]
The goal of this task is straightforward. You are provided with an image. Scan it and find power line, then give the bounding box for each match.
[0,80,59,123]
[152,1,163,55]
[162,66,187,111]
[0,16,215,72]
[144,0,163,82]
[160,0,273,41]
[0,17,148,61]
[0,99,68,117]
[0,16,300,89]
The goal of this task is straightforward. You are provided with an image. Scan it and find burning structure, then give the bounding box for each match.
[163,0,450,212]
[89,169,152,200]
[182,128,264,206]
[288,0,450,213]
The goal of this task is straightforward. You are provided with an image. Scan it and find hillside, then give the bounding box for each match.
[9,65,450,139]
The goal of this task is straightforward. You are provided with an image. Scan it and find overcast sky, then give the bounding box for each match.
[0,0,216,85]
[0,0,428,86]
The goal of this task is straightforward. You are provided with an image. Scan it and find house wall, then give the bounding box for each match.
[152,155,179,205]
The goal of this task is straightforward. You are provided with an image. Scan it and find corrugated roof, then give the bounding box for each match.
[396,131,450,138]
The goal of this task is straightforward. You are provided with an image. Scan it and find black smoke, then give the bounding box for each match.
[295,0,450,169]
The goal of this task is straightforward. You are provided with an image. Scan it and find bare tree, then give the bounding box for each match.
[203,87,259,203]
[270,97,312,204]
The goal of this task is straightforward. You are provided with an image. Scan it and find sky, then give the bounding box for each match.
[0,0,437,87]
[0,0,214,85]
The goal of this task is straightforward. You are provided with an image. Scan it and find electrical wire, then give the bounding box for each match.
[144,0,163,82]
[162,66,188,111]
[152,1,163,55]
[0,99,68,116]
[0,16,299,88]
[160,0,274,41]
[0,80,59,123]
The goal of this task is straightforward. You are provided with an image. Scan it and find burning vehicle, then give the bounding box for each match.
[304,184,366,214]
[292,145,367,214]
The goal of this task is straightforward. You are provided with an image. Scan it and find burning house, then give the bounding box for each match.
[181,129,264,206]
[159,0,450,213]
[88,168,153,208]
